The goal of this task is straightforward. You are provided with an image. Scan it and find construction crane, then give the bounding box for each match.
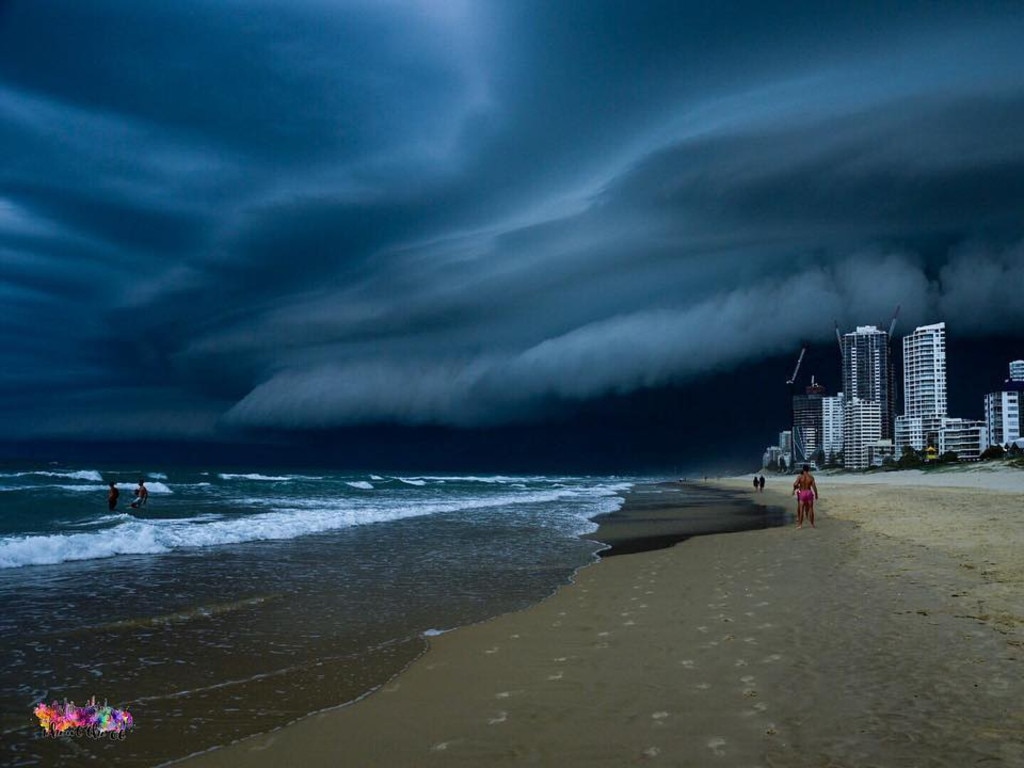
[887,305,901,338]
[786,346,806,386]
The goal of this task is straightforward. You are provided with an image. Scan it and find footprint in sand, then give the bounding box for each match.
[740,675,756,684]
[488,711,508,725]
[734,659,748,668]
[547,671,564,681]
[707,737,727,756]
[495,691,512,699]
[695,682,712,690]
[597,631,611,637]
[484,647,499,654]
[651,712,669,726]
[620,612,632,617]
[641,746,661,758]
[623,620,636,626]
[762,654,782,663]
[680,659,696,669]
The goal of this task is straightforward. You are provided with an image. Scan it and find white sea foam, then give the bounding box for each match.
[346,481,374,490]
[4,469,105,482]
[217,473,293,481]
[55,482,173,494]
[397,478,427,486]
[0,478,633,569]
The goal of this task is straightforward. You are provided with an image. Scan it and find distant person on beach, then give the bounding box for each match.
[754,476,759,492]
[792,465,818,528]
[758,475,765,492]
[130,479,148,509]
[107,482,119,511]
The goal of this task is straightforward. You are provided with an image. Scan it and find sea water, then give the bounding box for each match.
[0,464,634,766]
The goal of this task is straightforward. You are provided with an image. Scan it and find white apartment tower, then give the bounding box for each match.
[844,400,882,470]
[984,361,1024,446]
[821,392,845,463]
[895,322,948,457]
[902,322,947,418]
[984,391,1019,446]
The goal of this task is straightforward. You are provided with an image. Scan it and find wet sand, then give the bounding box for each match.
[176,472,1024,767]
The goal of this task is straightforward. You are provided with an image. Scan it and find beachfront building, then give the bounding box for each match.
[895,415,945,457]
[779,430,792,458]
[983,361,1024,446]
[902,322,947,418]
[841,325,894,466]
[937,418,987,460]
[792,377,826,468]
[843,399,882,470]
[895,322,947,458]
[822,392,844,465]
[763,430,793,471]
[985,391,1021,446]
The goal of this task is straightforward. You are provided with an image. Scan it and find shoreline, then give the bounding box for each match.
[175,469,1023,767]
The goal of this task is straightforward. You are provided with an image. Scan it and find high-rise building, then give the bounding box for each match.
[1010,360,1024,382]
[792,378,826,467]
[841,325,895,466]
[843,399,882,470]
[984,391,1020,446]
[902,322,947,418]
[895,322,947,456]
[841,326,894,438]
[821,392,845,464]
[984,360,1024,446]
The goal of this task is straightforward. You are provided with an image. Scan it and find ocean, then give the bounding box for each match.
[0,464,637,766]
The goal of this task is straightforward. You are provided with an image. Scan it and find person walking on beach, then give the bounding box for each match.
[754,476,760,492]
[130,479,148,509]
[792,465,818,528]
[758,475,765,492]
[107,482,120,511]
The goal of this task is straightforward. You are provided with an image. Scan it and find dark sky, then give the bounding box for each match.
[2,1,1024,472]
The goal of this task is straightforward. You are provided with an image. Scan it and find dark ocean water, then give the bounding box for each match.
[0,464,634,766]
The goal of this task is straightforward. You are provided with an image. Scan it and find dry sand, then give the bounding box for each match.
[176,468,1024,767]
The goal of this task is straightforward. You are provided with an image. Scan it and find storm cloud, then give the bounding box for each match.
[2,1,1024,455]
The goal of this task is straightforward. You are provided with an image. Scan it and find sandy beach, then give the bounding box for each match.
[176,467,1024,767]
